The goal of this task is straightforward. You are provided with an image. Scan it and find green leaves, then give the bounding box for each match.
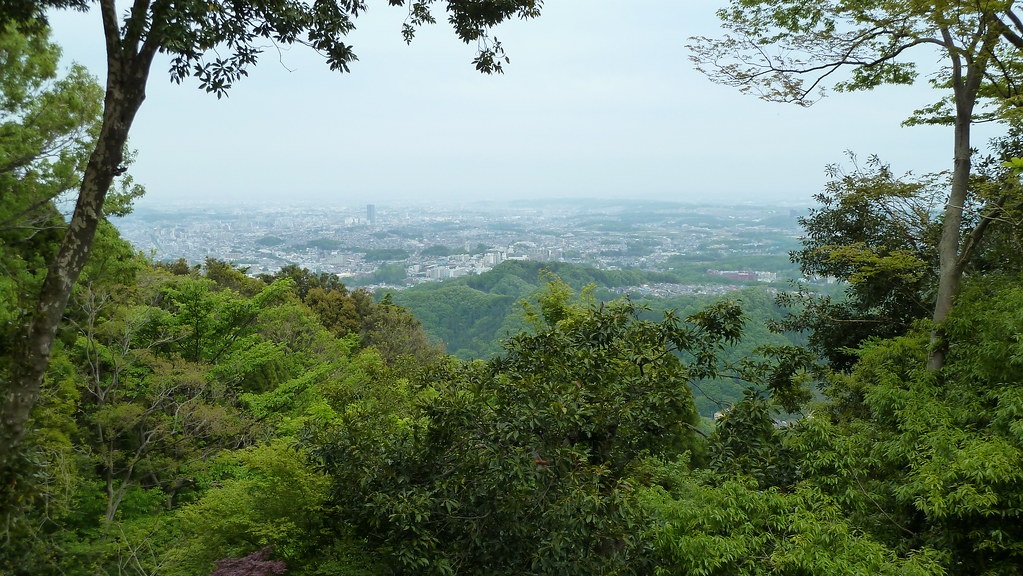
[641,464,945,576]
[778,153,941,370]
[303,280,755,574]
[156,0,542,96]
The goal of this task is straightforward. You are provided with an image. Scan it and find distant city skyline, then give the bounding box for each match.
[116,198,802,285]
[49,2,1002,208]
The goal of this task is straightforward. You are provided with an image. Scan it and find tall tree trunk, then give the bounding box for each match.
[927,113,970,371]
[0,34,153,470]
[927,38,985,372]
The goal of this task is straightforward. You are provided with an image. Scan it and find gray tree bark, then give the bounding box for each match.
[0,0,159,469]
[926,25,991,372]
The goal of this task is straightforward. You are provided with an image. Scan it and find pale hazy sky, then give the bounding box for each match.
[49,1,999,208]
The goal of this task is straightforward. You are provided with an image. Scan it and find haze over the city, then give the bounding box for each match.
[51,1,995,207]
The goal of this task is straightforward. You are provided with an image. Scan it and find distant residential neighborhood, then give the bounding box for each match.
[115,199,808,288]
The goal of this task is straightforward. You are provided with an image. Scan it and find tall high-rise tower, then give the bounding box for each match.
[367,204,376,225]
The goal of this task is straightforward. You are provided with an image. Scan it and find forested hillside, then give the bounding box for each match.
[389,260,800,417]
[8,3,1023,575]
[389,260,685,359]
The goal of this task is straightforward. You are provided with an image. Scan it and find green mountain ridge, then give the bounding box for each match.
[387,260,802,416]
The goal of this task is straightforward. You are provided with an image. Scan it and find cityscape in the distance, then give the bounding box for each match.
[115,199,810,292]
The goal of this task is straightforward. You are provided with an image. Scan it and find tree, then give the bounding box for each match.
[777,134,1023,370]
[0,23,104,502]
[787,275,1023,573]
[692,0,1023,370]
[309,280,744,574]
[639,466,944,576]
[0,0,543,467]
[259,264,349,301]
[777,154,942,370]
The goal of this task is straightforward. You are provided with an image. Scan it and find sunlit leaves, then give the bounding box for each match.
[640,464,945,576]
[792,276,1023,571]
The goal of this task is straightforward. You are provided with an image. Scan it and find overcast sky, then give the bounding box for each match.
[48,1,1001,208]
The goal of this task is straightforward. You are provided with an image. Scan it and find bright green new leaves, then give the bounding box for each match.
[793,275,1023,573]
[168,440,336,576]
[641,467,945,576]
[162,276,293,364]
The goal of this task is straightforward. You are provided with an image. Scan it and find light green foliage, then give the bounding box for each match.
[0,23,100,204]
[0,350,84,574]
[640,463,945,576]
[162,275,293,364]
[168,440,334,575]
[263,264,442,364]
[1,243,388,574]
[788,276,1023,573]
[0,23,101,339]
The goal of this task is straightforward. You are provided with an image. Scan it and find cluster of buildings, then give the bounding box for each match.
[707,269,779,283]
[115,200,804,289]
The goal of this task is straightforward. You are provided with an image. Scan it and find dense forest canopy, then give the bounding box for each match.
[0,0,542,471]
[3,2,1023,575]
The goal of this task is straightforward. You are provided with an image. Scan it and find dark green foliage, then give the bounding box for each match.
[260,264,349,300]
[661,252,801,285]
[10,219,1023,576]
[391,260,789,363]
[365,262,406,284]
[621,286,804,417]
[255,236,284,247]
[393,265,803,417]
[708,391,795,488]
[308,281,744,574]
[298,238,344,251]
[465,260,679,290]
[6,11,1023,567]
[420,244,468,257]
[361,248,410,262]
[202,257,265,295]
[359,296,444,365]
[390,282,519,358]
[305,287,360,337]
[777,155,941,369]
